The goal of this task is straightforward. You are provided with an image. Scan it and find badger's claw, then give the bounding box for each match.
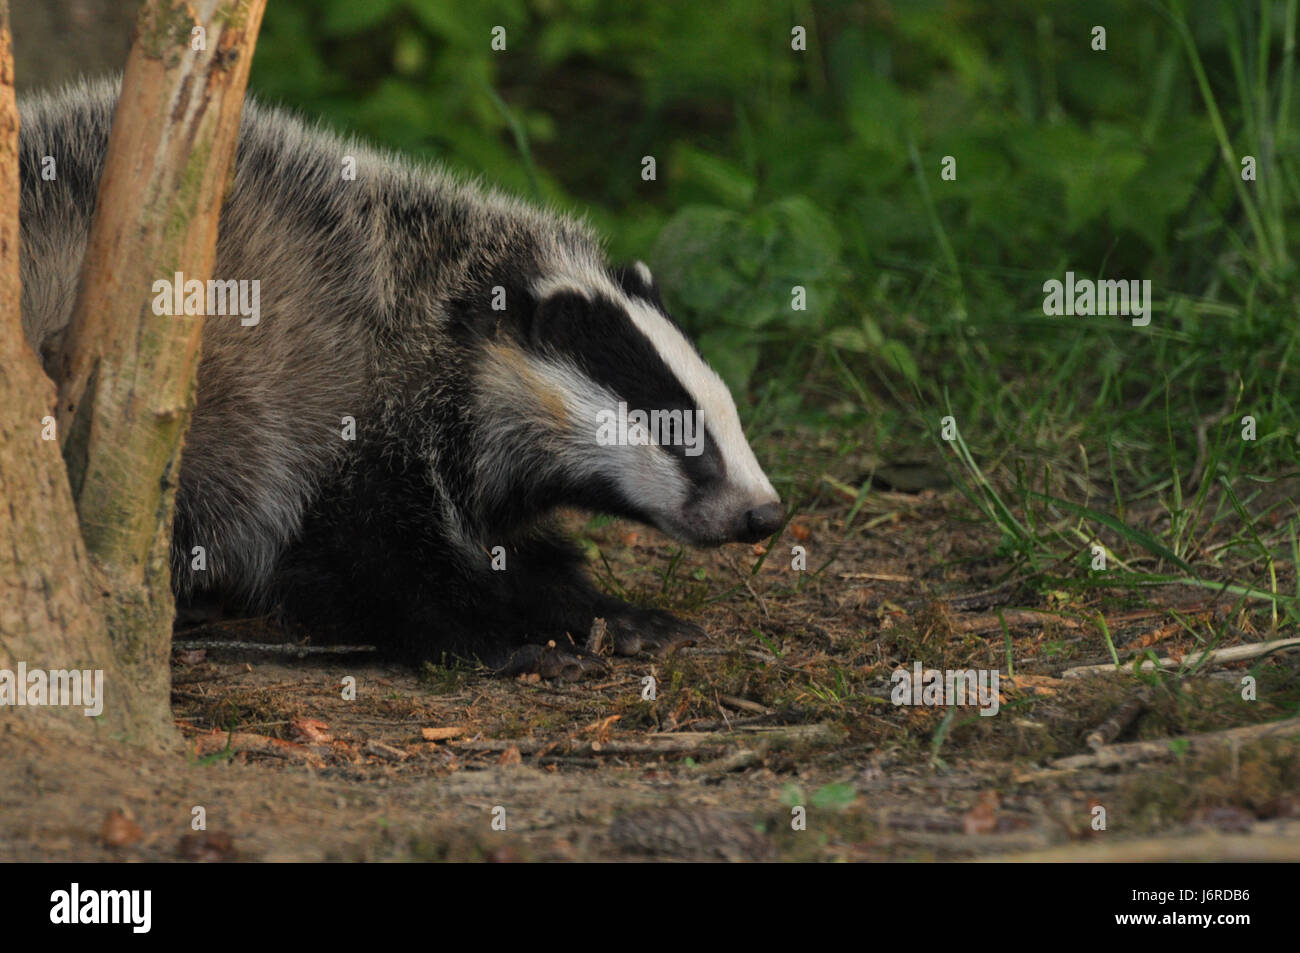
[605,609,705,657]
[498,644,607,682]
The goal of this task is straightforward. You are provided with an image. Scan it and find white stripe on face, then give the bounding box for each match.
[473,339,689,517]
[534,257,778,507]
[621,297,777,502]
[532,353,691,510]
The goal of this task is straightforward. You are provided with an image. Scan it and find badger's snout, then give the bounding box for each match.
[666,492,783,547]
[733,501,784,543]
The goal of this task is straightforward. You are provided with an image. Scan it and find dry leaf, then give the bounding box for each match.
[962,791,1000,835]
[177,831,237,862]
[101,809,143,848]
[291,717,332,743]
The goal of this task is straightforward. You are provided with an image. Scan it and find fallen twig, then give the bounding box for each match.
[956,610,1083,635]
[1085,687,1151,751]
[718,694,771,715]
[172,639,377,656]
[1062,637,1300,678]
[454,722,839,757]
[1052,716,1300,770]
[839,571,913,583]
[188,729,324,766]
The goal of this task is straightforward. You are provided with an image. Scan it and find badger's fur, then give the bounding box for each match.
[19,78,782,673]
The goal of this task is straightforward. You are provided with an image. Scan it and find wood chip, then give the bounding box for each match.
[421,725,467,741]
[101,809,143,848]
[365,740,409,762]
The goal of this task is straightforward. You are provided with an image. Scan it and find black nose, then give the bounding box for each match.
[743,502,784,541]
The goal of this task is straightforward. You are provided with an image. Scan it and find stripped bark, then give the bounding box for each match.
[1,0,265,745]
[0,1,133,735]
[48,0,266,740]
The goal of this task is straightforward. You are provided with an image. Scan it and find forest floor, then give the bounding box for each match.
[4,460,1300,862]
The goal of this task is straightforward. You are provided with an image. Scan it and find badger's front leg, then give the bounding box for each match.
[275,499,703,677]
[486,533,705,676]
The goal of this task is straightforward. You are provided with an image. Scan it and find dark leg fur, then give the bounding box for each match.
[270,460,703,677]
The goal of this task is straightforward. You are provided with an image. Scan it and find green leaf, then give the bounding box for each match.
[672,145,756,209]
[697,329,758,394]
[1027,492,1195,574]
[879,339,919,385]
[810,783,859,810]
[323,0,398,35]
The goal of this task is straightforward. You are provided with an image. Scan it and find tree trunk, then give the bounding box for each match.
[53,0,267,742]
[0,0,129,738]
[1,0,265,747]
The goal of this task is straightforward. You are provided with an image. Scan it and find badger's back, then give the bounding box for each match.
[17,79,382,598]
[18,77,608,603]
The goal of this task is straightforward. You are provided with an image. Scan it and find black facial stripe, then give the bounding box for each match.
[527,289,697,419]
[671,420,725,495]
[451,269,726,499]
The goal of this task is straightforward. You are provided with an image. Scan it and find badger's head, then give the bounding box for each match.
[471,257,782,546]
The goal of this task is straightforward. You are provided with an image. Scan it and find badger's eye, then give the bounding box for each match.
[680,442,723,487]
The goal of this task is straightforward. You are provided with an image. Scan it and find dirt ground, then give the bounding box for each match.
[4,480,1300,862]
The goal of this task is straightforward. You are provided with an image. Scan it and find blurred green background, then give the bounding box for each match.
[244,0,1300,480]
[16,0,1300,481]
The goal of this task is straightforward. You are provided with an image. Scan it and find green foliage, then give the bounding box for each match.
[650,197,843,391]
[249,0,1300,475]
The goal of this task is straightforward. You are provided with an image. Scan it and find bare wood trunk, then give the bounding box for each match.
[0,0,131,737]
[48,0,266,734]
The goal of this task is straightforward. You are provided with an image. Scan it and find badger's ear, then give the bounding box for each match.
[612,260,663,306]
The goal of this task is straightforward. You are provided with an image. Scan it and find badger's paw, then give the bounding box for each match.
[497,643,607,682]
[601,608,705,658]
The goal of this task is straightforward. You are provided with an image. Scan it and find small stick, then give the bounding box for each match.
[455,723,839,757]
[693,749,761,775]
[718,694,770,715]
[839,571,913,583]
[956,610,1083,635]
[1052,716,1300,770]
[1084,687,1151,751]
[1062,637,1300,678]
[172,639,377,656]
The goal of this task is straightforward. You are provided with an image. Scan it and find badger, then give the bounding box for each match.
[18,78,783,677]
